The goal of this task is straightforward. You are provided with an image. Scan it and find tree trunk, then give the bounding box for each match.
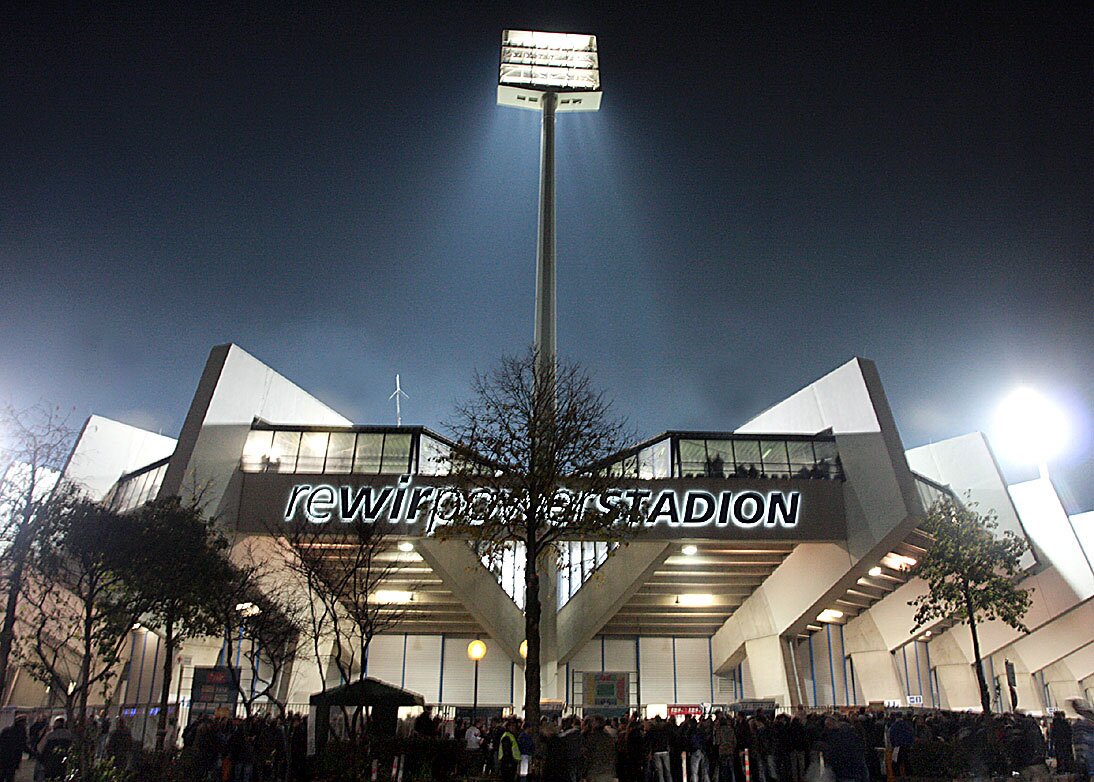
[524,548,541,732]
[966,592,992,714]
[155,614,175,751]
[77,592,95,774]
[0,512,36,703]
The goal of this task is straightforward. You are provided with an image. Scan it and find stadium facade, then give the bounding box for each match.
[5,343,1092,737]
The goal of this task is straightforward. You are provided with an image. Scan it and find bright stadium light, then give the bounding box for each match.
[868,566,883,577]
[497,29,602,391]
[994,387,1071,478]
[817,608,844,623]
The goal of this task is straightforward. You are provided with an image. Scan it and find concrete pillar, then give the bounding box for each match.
[929,633,983,711]
[843,612,904,704]
[849,650,904,704]
[537,552,560,701]
[743,635,799,707]
[1043,661,1083,715]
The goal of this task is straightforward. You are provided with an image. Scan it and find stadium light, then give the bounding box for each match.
[994,387,1071,479]
[497,30,602,387]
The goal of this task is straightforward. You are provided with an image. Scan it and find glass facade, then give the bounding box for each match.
[603,433,843,481]
[240,427,454,476]
[104,458,169,513]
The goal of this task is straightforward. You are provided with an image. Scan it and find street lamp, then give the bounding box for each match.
[497,30,601,384]
[467,639,488,721]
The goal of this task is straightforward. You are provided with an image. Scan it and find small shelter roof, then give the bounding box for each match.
[308,677,424,709]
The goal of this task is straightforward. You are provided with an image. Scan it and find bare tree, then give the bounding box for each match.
[0,402,77,704]
[274,518,415,688]
[442,349,636,729]
[210,547,306,717]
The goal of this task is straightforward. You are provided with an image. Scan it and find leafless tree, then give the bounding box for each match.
[442,349,637,730]
[0,402,77,704]
[267,514,419,733]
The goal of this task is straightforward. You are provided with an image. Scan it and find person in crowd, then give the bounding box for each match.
[821,716,870,782]
[413,706,436,737]
[583,715,616,782]
[0,715,26,782]
[464,717,483,775]
[34,716,73,782]
[1051,710,1074,773]
[103,718,133,774]
[497,718,520,782]
[646,715,672,782]
[888,711,914,777]
[713,712,736,782]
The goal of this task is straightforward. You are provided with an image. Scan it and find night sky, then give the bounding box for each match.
[1,5,1091,510]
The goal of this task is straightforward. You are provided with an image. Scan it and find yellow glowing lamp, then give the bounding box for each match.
[467,639,488,661]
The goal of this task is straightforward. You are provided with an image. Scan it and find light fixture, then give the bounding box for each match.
[519,640,528,659]
[924,630,932,638]
[885,553,917,571]
[397,541,415,553]
[235,601,262,618]
[676,594,715,608]
[817,608,844,623]
[993,387,1071,477]
[868,566,883,577]
[467,639,488,661]
[498,30,601,109]
[374,590,414,604]
[132,623,142,631]
[681,544,698,557]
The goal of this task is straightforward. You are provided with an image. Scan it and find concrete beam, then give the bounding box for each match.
[557,541,672,664]
[415,539,525,662]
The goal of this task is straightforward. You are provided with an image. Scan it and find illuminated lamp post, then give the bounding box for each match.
[467,639,488,721]
[497,30,601,388]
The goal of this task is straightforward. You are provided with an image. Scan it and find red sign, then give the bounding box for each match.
[667,705,703,717]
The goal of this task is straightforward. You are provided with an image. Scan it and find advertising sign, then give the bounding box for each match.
[188,666,240,723]
[667,705,703,718]
[583,672,629,708]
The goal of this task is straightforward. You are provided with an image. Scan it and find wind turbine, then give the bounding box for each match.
[389,374,409,426]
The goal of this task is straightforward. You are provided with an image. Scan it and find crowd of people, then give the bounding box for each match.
[448,700,1094,782]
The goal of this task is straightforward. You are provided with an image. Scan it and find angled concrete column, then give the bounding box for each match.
[743,635,801,707]
[843,612,904,703]
[416,539,526,662]
[929,632,982,711]
[1043,661,1083,715]
[557,542,673,663]
[988,651,1041,713]
[537,551,560,701]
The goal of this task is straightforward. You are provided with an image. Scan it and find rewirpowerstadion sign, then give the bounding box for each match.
[235,473,848,541]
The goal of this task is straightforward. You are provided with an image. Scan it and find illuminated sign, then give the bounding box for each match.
[281,475,802,532]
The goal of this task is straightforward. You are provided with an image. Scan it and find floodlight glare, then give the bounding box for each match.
[993,387,1071,476]
[498,30,601,111]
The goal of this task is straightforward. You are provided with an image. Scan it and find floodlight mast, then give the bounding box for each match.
[498,30,601,391]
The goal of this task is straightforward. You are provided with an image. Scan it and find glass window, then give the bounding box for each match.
[678,440,707,477]
[732,440,761,476]
[297,432,329,473]
[704,440,733,478]
[760,440,790,476]
[270,431,301,473]
[418,435,450,476]
[787,440,815,476]
[353,434,384,473]
[325,432,355,474]
[380,433,413,474]
[241,430,274,472]
[813,441,839,477]
[649,438,671,478]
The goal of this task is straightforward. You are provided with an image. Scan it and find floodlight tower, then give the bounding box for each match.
[497,30,601,384]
